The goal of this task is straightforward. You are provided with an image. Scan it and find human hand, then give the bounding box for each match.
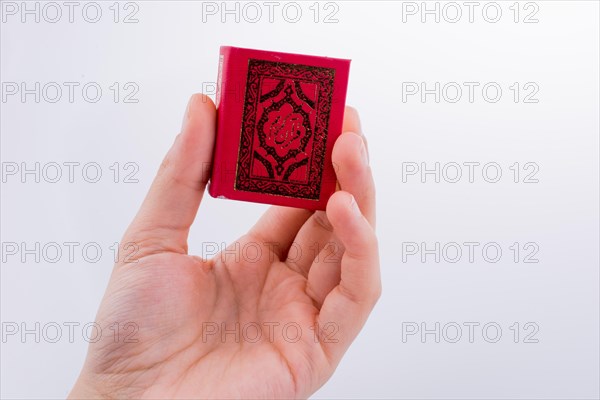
[69,94,380,399]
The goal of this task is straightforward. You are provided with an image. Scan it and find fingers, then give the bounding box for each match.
[304,117,376,303]
[122,94,216,259]
[332,131,376,226]
[286,106,367,273]
[317,191,381,363]
[247,206,312,261]
[242,106,363,264]
[305,243,343,305]
[342,106,362,138]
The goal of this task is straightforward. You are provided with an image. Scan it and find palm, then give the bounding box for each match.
[71,95,379,399]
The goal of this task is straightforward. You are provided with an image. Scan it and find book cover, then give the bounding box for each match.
[209,46,351,210]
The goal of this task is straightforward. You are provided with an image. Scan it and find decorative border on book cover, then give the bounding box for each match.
[235,58,335,200]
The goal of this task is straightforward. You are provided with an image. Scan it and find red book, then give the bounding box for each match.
[208,46,351,210]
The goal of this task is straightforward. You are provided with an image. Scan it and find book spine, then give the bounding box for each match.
[208,47,231,198]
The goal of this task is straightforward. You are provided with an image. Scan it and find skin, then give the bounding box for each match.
[69,94,380,399]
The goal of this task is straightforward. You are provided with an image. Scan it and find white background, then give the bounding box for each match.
[1,1,599,399]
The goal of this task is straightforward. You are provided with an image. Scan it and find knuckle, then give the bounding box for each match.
[312,211,334,232]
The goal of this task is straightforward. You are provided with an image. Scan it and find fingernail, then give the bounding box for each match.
[349,194,360,216]
[347,106,362,135]
[361,134,370,165]
[181,97,192,129]
[355,110,363,136]
[359,139,368,166]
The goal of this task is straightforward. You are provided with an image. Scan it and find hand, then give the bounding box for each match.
[69,94,380,399]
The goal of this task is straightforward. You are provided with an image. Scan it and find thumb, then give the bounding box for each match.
[120,94,216,262]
